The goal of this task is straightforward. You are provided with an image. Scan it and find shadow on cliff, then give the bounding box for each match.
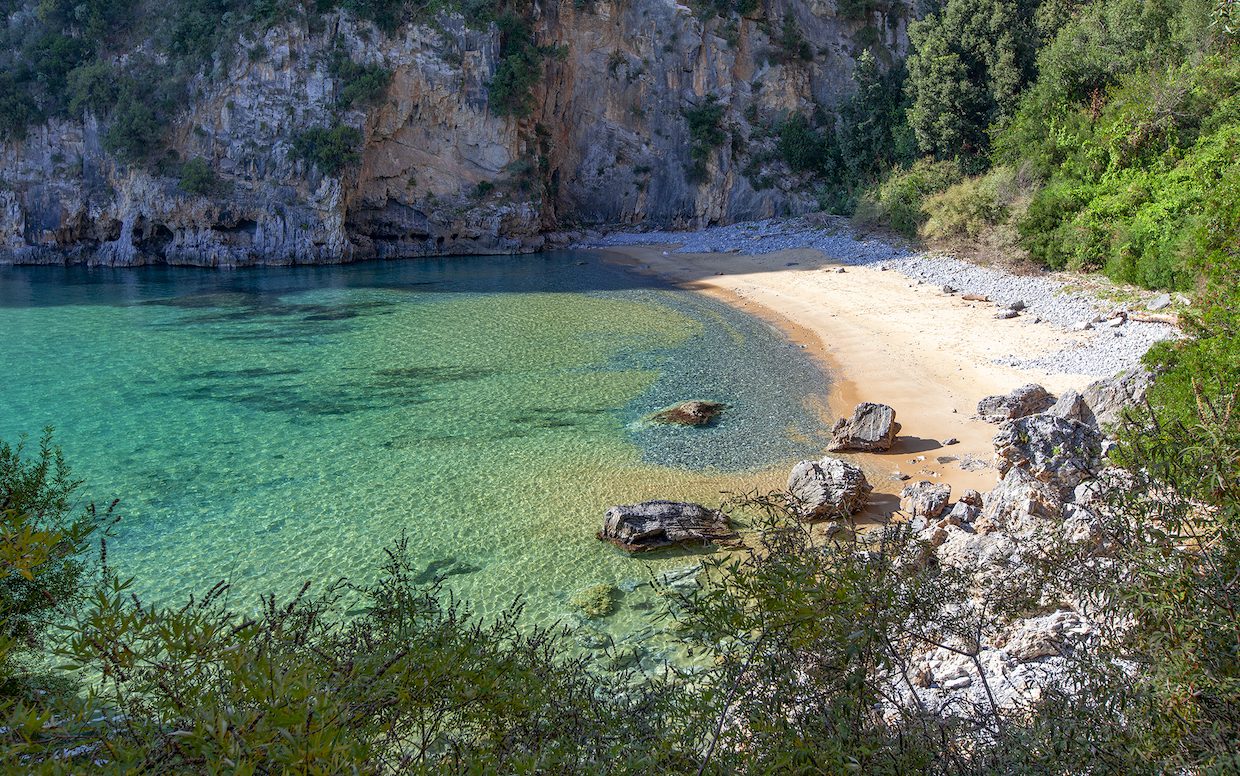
[0,250,691,309]
[0,245,878,309]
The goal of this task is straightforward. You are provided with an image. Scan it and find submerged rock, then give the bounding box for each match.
[787,456,873,519]
[598,501,734,553]
[570,583,619,618]
[976,384,1055,424]
[649,400,726,427]
[827,402,901,452]
[900,481,952,519]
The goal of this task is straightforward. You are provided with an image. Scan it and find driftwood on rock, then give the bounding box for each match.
[827,402,901,452]
[598,500,734,552]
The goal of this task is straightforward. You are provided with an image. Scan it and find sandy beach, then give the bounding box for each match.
[603,243,1116,509]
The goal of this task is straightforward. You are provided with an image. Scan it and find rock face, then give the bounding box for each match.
[787,456,873,519]
[598,500,733,552]
[900,481,951,519]
[0,4,911,266]
[1079,368,1154,430]
[976,384,1056,424]
[650,401,726,427]
[827,402,901,452]
[992,414,1103,494]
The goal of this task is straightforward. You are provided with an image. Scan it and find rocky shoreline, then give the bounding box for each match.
[599,373,1149,719]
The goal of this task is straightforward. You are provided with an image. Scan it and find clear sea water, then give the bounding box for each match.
[0,251,831,649]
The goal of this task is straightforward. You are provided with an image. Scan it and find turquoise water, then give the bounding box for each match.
[0,252,831,646]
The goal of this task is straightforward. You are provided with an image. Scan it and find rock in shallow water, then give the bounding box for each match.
[649,400,726,427]
[787,456,873,519]
[598,501,734,553]
[827,402,901,452]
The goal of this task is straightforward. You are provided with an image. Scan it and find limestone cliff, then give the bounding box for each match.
[0,0,909,266]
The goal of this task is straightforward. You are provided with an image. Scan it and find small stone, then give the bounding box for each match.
[1104,317,1125,328]
[1070,321,1093,332]
[995,309,1019,320]
[942,437,959,446]
[942,285,958,294]
[962,293,990,302]
[942,669,972,689]
[834,267,846,273]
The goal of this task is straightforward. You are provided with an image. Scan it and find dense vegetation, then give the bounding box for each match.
[0,0,549,173]
[2,362,1237,772]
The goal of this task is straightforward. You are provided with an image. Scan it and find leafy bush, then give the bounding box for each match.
[905,0,1041,159]
[178,157,223,195]
[0,430,100,699]
[776,113,832,174]
[854,158,963,236]
[292,124,363,174]
[103,89,165,162]
[684,94,727,182]
[920,164,1031,240]
[488,12,545,119]
[330,50,392,108]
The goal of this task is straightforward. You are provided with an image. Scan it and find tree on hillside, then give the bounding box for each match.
[906,0,1041,159]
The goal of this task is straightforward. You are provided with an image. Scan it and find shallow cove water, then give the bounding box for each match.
[0,251,831,648]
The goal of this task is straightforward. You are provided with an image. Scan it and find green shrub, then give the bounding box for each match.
[776,113,832,174]
[178,157,223,195]
[488,13,545,119]
[103,90,164,162]
[920,165,1029,240]
[329,51,392,108]
[854,158,963,236]
[65,61,120,117]
[683,94,727,182]
[905,0,1041,159]
[292,124,363,174]
[0,430,100,699]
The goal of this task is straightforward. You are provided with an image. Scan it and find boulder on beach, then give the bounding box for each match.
[976,384,1055,424]
[649,400,726,427]
[598,500,734,552]
[827,402,901,452]
[900,481,952,519]
[787,456,873,519]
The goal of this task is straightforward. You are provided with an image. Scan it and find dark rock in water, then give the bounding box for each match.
[900,481,952,519]
[599,501,734,552]
[787,456,873,519]
[650,400,726,427]
[827,402,901,452]
[976,384,1055,424]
